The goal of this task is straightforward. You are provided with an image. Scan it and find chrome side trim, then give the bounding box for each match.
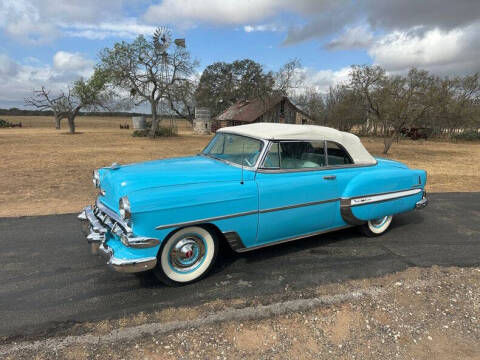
[257,162,377,174]
[340,188,423,225]
[155,198,339,230]
[259,198,339,214]
[236,225,353,253]
[154,189,422,231]
[155,210,259,230]
[344,188,422,207]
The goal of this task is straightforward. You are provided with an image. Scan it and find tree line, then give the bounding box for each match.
[25,27,479,153]
[302,66,480,153]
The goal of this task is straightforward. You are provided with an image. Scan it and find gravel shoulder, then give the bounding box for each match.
[3,266,479,360]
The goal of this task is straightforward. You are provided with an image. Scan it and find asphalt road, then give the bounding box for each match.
[1,192,479,339]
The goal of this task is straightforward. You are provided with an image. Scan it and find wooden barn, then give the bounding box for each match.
[214,96,312,130]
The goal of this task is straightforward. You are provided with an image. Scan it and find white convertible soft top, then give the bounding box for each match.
[217,123,376,165]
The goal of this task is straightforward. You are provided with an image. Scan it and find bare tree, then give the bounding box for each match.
[350,65,434,154]
[26,69,113,134]
[325,85,366,132]
[274,58,304,95]
[430,73,480,138]
[293,87,326,124]
[25,87,68,129]
[98,30,197,137]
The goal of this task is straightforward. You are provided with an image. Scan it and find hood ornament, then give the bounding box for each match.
[107,162,121,170]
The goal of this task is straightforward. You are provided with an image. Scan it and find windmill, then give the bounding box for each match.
[152,27,187,128]
[153,26,172,54]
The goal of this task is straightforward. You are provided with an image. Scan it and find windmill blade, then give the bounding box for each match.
[153,26,172,52]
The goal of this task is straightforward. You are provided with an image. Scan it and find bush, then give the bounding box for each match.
[0,118,22,128]
[132,129,149,137]
[132,126,178,137]
[452,130,480,141]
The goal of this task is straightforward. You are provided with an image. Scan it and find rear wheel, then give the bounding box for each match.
[153,226,218,286]
[360,215,393,237]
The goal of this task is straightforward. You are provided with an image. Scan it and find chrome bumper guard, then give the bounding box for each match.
[415,191,428,209]
[78,203,158,273]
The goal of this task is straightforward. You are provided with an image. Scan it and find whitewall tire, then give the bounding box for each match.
[153,226,218,286]
[360,215,393,237]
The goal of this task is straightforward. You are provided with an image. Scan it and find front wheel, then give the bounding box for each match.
[153,226,218,286]
[360,215,393,237]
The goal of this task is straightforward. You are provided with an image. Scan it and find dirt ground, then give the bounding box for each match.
[1,115,479,217]
[2,266,479,360]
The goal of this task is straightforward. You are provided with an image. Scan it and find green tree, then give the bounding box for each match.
[195,59,275,117]
[25,69,113,134]
[98,32,197,137]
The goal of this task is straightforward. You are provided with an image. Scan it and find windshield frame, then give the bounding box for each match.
[201,132,268,170]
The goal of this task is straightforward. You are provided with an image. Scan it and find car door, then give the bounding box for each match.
[255,140,338,245]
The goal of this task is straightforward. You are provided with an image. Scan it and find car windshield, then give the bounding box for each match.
[202,133,264,167]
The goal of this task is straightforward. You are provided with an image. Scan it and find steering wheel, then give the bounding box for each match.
[244,158,253,167]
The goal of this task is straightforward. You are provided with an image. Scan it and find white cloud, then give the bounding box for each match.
[0,0,57,44]
[296,66,351,93]
[0,0,148,43]
[327,25,374,50]
[60,20,157,40]
[143,0,341,27]
[0,54,19,79]
[0,52,96,107]
[369,24,480,74]
[144,0,285,26]
[244,24,284,33]
[53,51,93,72]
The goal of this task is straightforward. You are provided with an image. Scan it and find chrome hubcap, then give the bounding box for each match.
[169,236,206,273]
[371,216,388,228]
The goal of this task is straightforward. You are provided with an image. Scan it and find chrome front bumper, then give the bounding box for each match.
[78,202,158,273]
[415,191,428,210]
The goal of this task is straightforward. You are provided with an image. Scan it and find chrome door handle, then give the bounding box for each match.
[323,175,336,180]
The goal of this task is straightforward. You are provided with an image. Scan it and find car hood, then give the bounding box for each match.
[98,155,251,210]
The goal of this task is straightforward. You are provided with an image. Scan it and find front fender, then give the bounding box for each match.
[128,181,259,246]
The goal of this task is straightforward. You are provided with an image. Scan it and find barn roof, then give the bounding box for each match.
[216,96,303,123]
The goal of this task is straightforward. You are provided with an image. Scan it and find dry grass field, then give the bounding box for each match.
[1,115,479,217]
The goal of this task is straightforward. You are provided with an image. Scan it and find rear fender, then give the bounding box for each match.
[341,168,426,224]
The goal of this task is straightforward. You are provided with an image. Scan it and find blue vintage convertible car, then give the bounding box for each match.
[79,123,427,285]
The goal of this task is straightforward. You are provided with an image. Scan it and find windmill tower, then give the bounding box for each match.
[152,27,188,130]
[153,28,210,134]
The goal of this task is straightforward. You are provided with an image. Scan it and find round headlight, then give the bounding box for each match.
[119,196,131,222]
[92,169,100,188]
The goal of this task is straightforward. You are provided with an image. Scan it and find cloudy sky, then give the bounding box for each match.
[1,0,479,108]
